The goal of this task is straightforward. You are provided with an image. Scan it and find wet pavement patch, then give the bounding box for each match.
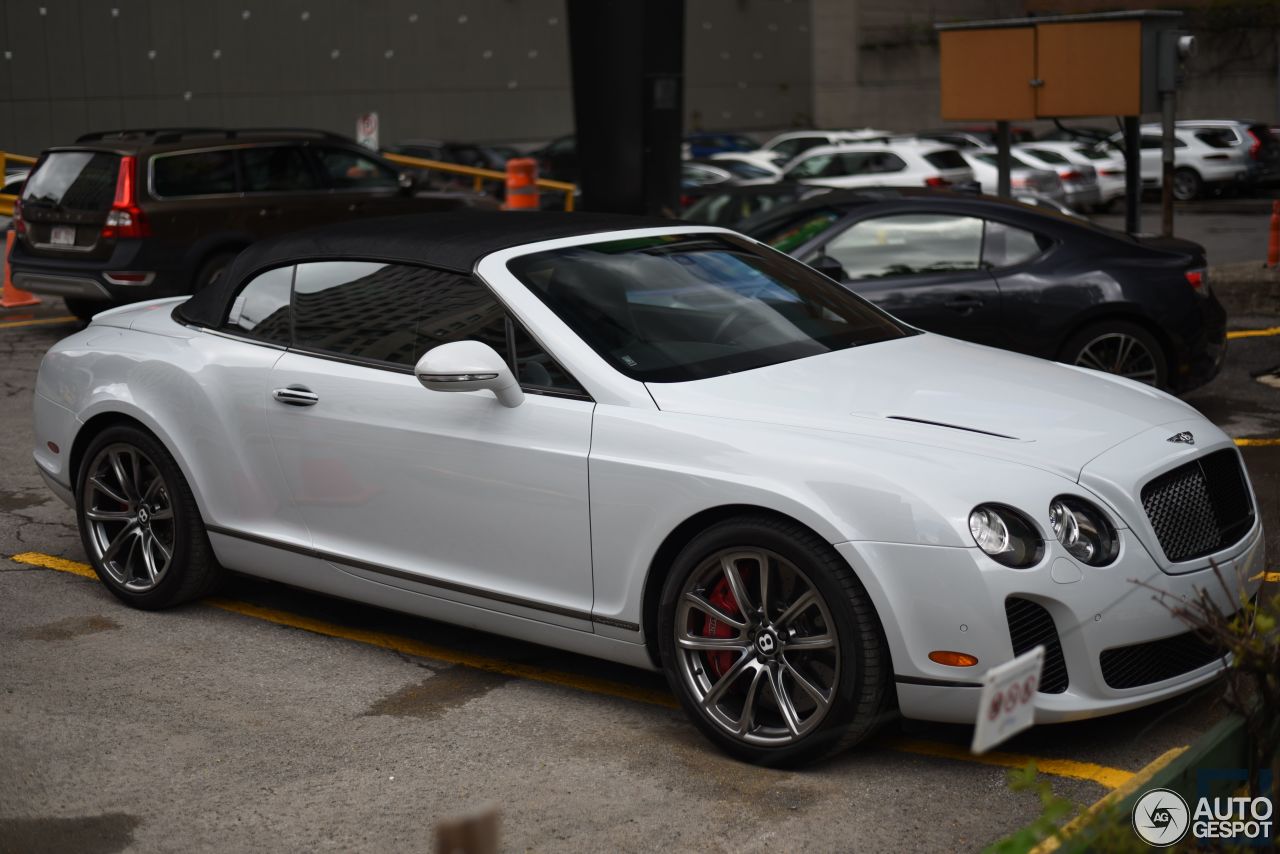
[364,667,511,720]
[16,614,120,641]
[1256,366,1280,390]
[0,490,51,513]
[0,813,141,854]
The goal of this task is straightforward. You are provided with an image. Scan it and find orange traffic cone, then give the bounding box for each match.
[504,158,540,211]
[1,229,41,308]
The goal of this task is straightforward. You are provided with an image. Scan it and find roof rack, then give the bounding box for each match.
[75,127,354,144]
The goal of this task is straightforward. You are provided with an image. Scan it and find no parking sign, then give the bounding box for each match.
[356,112,379,150]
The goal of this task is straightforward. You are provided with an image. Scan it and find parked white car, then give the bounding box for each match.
[1105,125,1251,200]
[1173,119,1280,186]
[782,142,976,191]
[959,149,1066,204]
[732,129,896,171]
[1023,140,1126,208]
[1013,145,1103,211]
[34,213,1263,765]
[706,152,785,181]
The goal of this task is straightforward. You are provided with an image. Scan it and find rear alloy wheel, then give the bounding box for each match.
[76,425,221,609]
[658,516,889,766]
[1061,321,1167,388]
[1172,168,1202,202]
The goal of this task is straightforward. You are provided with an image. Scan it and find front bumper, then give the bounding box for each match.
[837,520,1265,725]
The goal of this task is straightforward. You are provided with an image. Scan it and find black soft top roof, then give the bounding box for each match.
[177,211,678,327]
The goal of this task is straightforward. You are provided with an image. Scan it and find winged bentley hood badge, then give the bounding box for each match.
[1167,431,1195,445]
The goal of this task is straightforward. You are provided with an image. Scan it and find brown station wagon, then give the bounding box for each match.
[9,127,495,319]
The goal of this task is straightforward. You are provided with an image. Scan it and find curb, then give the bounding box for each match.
[1026,714,1249,853]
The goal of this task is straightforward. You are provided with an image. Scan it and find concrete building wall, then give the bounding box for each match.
[0,0,812,155]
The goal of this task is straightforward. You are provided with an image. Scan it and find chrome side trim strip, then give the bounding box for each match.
[205,524,641,633]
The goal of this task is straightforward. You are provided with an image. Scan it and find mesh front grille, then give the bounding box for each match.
[1141,449,1253,563]
[1100,629,1225,689]
[1004,597,1069,694]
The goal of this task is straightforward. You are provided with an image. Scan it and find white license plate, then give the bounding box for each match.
[971,645,1044,754]
[50,225,75,246]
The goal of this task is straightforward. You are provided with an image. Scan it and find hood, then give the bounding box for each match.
[645,334,1200,482]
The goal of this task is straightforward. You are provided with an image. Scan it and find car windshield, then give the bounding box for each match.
[507,234,910,383]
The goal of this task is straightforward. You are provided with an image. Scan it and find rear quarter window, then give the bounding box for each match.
[152,150,237,197]
[924,150,967,170]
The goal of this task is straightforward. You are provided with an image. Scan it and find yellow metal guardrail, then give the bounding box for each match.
[383,151,577,211]
[0,152,38,218]
[0,149,577,217]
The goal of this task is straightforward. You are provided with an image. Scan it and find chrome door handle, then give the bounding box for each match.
[273,386,319,406]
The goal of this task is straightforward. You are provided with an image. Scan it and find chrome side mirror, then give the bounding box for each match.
[414,340,523,408]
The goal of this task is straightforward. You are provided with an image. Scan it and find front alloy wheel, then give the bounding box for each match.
[658,516,890,766]
[674,548,840,746]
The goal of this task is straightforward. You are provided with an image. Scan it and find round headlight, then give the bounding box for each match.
[1049,497,1119,566]
[969,504,1044,568]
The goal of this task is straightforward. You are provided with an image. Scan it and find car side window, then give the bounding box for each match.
[823,214,984,280]
[982,221,1051,269]
[151,150,237,197]
[787,154,836,179]
[293,262,433,366]
[240,146,318,192]
[508,321,586,395]
[313,147,400,190]
[289,262,586,394]
[223,265,294,344]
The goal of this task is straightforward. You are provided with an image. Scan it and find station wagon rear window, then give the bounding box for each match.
[21,151,119,211]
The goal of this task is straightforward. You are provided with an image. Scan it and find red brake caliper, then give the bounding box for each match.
[702,576,743,679]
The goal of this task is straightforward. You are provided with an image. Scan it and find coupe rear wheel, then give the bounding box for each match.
[657,515,890,766]
[1061,321,1167,388]
[76,425,221,609]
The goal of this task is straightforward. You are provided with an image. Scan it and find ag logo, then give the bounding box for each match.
[1133,788,1190,846]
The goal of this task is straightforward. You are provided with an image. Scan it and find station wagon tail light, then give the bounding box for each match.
[923,176,950,187]
[101,156,150,240]
[11,198,25,234]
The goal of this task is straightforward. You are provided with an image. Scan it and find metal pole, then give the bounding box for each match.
[1123,115,1142,235]
[996,120,1012,198]
[1160,90,1176,237]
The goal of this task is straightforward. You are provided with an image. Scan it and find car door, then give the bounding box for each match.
[235,144,331,236]
[308,145,412,218]
[808,211,1007,345]
[264,259,597,628]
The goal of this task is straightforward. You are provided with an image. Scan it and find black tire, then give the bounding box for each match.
[193,250,239,293]
[1059,320,1168,389]
[75,424,221,609]
[657,514,891,766]
[1172,167,1202,202]
[63,297,108,322]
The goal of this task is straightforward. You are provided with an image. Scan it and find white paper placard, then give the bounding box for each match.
[971,645,1044,754]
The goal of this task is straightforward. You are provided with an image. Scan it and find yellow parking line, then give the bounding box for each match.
[1227,326,1280,340]
[1028,745,1188,853]
[884,737,1133,789]
[9,550,1136,788]
[1236,438,1280,447]
[0,315,77,329]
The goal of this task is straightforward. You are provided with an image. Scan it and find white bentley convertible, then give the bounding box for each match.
[33,212,1264,765]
